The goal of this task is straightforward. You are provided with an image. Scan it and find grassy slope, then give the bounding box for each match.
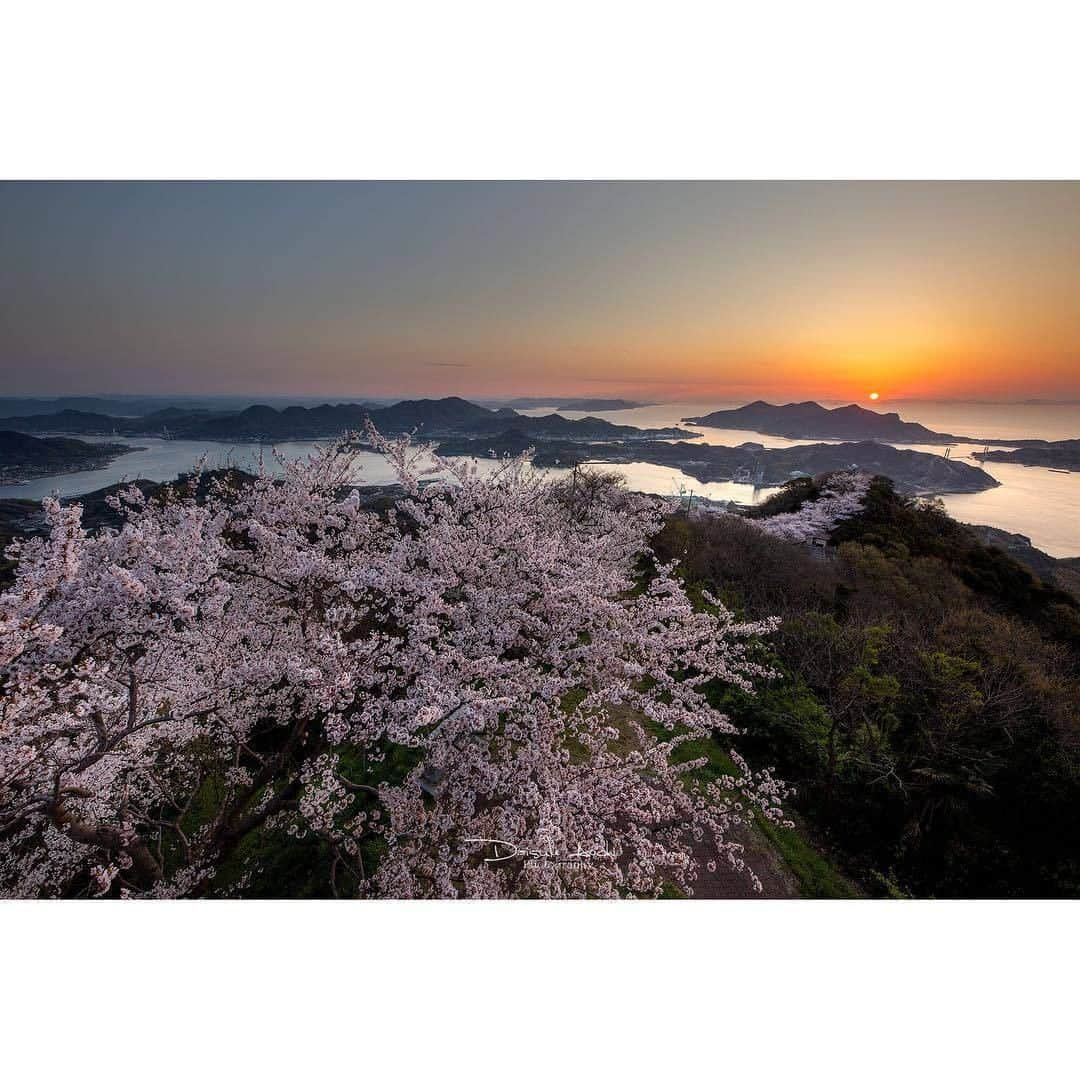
[652,717,859,899]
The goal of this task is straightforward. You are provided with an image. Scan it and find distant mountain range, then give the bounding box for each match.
[682,400,967,443]
[0,397,1028,496]
[490,398,650,411]
[460,412,690,441]
[0,395,387,418]
[0,397,156,418]
[0,397,696,444]
[0,396,1019,496]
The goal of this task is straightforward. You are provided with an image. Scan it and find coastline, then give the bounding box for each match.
[0,442,145,486]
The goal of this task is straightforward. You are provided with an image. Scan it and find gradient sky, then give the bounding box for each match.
[2,181,1079,402]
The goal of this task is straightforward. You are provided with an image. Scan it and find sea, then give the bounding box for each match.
[2,400,1077,558]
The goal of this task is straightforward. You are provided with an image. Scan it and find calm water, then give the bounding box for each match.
[0,437,784,510]
[2,399,1077,557]
[522,399,1080,445]
[523,400,1080,557]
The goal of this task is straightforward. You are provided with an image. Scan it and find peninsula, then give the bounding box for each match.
[0,430,141,484]
[975,440,1080,472]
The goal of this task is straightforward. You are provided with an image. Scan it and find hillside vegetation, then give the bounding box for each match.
[654,478,1080,897]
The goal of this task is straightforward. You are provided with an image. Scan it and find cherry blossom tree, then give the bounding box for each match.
[0,430,787,898]
[752,471,871,543]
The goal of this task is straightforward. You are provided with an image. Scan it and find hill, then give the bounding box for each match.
[654,477,1080,896]
[0,430,140,483]
[964,524,1080,600]
[683,400,962,443]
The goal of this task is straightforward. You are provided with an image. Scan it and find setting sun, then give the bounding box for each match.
[868,391,880,400]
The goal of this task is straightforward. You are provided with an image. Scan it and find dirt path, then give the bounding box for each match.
[598,704,803,898]
[683,823,801,899]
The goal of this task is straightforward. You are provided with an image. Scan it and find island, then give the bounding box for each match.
[433,431,999,495]
[0,430,142,485]
[975,440,1080,472]
[682,400,967,443]
[0,397,1007,497]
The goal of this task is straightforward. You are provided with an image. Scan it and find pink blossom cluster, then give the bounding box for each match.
[0,429,787,898]
[751,471,872,543]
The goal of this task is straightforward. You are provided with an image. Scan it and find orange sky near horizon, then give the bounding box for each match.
[2,181,1079,402]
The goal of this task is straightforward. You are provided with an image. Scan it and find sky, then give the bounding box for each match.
[2,181,1079,403]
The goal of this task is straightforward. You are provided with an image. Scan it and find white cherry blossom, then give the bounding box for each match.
[0,430,788,898]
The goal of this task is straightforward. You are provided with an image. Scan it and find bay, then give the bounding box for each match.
[1,398,1076,557]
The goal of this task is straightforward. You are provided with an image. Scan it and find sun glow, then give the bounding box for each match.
[868,391,880,400]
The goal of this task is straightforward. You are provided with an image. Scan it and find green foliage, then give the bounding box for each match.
[216,822,339,899]
[643,712,857,898]
[659,476,1080,898]
[165,737,423,898]
[745,476,822,519]
[756,812,859,899]
[0,528,19,588]
[832,477,1080,646]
